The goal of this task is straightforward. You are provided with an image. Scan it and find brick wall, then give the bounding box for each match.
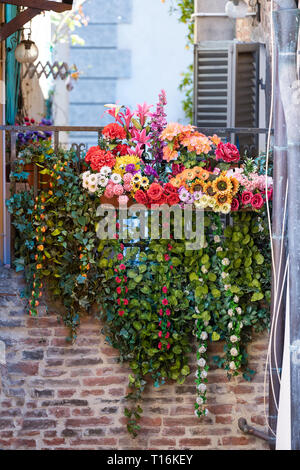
[0,267,269,450]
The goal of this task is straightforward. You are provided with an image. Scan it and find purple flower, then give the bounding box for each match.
[144,165,158,178]
[125,164,136,173]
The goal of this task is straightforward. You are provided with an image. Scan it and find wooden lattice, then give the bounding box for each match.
[23,61,70,80]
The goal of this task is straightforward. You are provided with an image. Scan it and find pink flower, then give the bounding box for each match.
[162,286,168,294]
[117,298,121,305]
[164,254,170,261]
[116,286,122,294]
[158,342,162,350]
[136,102,152,127]
[123,276,127,282]
[119,264,126,270]
[166,309,171,316]
[159,309,163,316]
[117,253,124,260]
[167,343,171,350]
[267,188,273,201]
[116,277,121,284]
[251,192,264,209]
[167,321,171,328]
[119,195,129,206]
[231,198,239,211]
[162,298,168,306]
[118,310,125,317]
[125,287,128,293]
[120,243,124,250]
[165,332,170,339]
[123,299,129,306]
[158,331,163,338]
[215,142,240,163]
[241,191,253,206]
[123,173,133,184]
[113,184,124,196]
[124,183,132,192]
[104,187,114,198]
[168,244,173,251]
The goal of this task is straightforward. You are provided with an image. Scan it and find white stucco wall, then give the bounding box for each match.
[116,0,192,123]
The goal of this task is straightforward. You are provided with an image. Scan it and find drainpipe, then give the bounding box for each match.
[273,6,300,450]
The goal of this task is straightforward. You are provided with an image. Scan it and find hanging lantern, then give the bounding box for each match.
[15,38,39,64]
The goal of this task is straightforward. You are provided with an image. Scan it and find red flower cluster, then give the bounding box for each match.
[112,144,130,156]
[102,123,126,141]
[85,146,116,172]
[134,182,180,207]
[241,191,265,210]
[215,142,240,163]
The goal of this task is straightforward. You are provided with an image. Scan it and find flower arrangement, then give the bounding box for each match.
[81,93,273,214]
[6,93,272,439]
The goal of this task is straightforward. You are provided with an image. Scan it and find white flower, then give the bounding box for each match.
[221,272,229,279]
[88,183,98,193]
[199,277,203,283]
[234,296,239,303]
[211,224,217,231]
[194,409,200,417]
[228,309,234,317]
[200,331,208,341]
[230,335,238,343]
[236,307,242,315]
[98,175,109,187]
[110,173,122,184]
[195,306,200,314]
[222,258,230,266]
[224,284,231,291]
[229,361,237,370]
[100,166,112,176]
[203,321,209,328]
[216,246,223,252]
[201,265,208,274]
[203,241,208,248]
[201,370,208,379]
[197,358,206,368]
[198,345,206,354]
[82,178,90,190]
[195,370,200,378]
[240,322,244,329]
[228,322,233,330]
[230,347,238,357]
[197,383,207,393]
[204,408,209,416]
[196,396,204,405]
[82,170,90,179]
[214,235,221,243]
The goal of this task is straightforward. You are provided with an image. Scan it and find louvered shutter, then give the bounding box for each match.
[194,43,232,128]
[234,43,260,156]
[194,42,261,156]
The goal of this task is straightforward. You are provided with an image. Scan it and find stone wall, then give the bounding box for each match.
[0,267,270,450]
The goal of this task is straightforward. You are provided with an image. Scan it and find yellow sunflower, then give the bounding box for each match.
[131,181,141,192]
[212,175,233,195]
[230,177,239,196]
[204,181,216,197]
[132,173,142,184]
[214,193,233,207]
[140,176,149,188]
[190,179,206,193]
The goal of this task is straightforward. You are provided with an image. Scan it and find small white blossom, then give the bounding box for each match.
[201,370,208,379]
[228,322,233,330]
[197,358,206,368]
[221,272,229,279]
[88,183,98,193]
[211,224,217,231]
[204,321,209,327]
[214,235,221,243]
[201,265,208,274]
[222,258,230,266]
[88,174,98,185]
[234,296,239,303]
[203,241,208,248]
[200,332,208,341]
[195,306,200,314]
[198,345,207,354]
[197,383,207,393]
[224,284,231,291]
[230,335,238,343]
[236,307,242,315]
[240,322,244,329]
[228,309,234,317]
[98,175,109,187]
[230,347,238,357]
[216,246,223,252]
[229,361,237,370]
[196,396,204,405]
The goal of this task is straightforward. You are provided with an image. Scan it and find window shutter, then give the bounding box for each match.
[194,42,261,156]
[234,43,260,156]
[194,43,232,128]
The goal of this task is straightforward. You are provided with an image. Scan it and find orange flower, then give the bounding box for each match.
[36,264,42,270]
[163,146,178,162]
[37,245,44,251]
[210,134,221,146]
[199,170,210,181]
[182,168,196,181]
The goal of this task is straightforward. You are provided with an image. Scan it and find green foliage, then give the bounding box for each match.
[7,142,271,437]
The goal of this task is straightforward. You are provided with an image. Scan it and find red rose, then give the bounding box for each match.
[167,193,180,206]
[231,198,239,211]
[241,191,253,206]
[156,193,168,205]
[147,183,164,202]
[215,142,240,163]
[251,192,264,210]
[172,163,185,176]
[102,123,126,141]
[134,189,149,205]
[112,144,129,156]
[164,183,179,195]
